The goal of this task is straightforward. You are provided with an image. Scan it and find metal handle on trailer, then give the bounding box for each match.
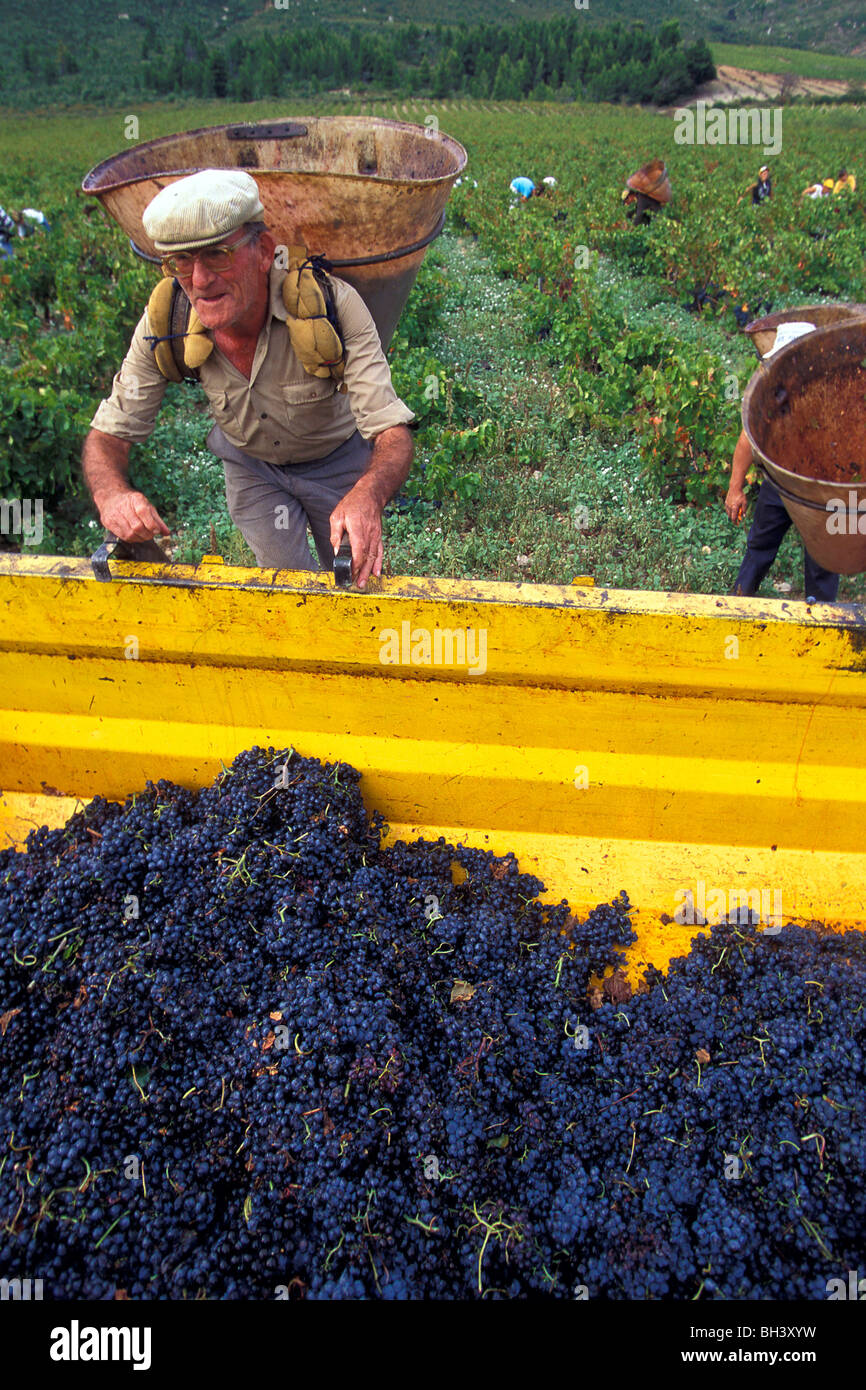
[333,537,354,589]
[91,531,172,583]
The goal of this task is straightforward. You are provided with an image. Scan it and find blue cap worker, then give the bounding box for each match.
[509,177,537,201]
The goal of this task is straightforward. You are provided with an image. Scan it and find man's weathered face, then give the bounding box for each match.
[182,228,275,332]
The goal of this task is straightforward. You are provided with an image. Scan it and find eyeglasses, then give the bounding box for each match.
[161,229,257,278]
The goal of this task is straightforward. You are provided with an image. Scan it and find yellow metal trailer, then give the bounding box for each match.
[1,555,865,976]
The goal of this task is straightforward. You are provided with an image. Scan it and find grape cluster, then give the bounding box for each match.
[0,746,863,1299]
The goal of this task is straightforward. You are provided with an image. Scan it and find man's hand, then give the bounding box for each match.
[725,485,747,523]
[82,429,170,544]
[328,425,412,589]
[98,489,171,544]
[329,482,383,591]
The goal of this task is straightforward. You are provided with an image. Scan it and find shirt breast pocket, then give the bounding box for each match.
[281,378,337,410]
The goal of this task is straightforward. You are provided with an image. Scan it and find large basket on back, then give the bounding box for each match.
[742,321,866,574]
[743,303,866,360]
[83,116,467,350]
[625,158,672,206]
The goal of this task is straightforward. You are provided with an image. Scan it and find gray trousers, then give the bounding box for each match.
[207,423,373,570]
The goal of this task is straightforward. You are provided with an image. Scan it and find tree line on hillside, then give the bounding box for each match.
[150,17,715,106]
[9,18,715,107]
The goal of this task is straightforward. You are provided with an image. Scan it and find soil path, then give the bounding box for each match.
[674,65,850,108]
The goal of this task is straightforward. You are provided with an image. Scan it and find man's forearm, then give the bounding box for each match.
[730,429,752,489]
[82,429,133,509]
[356,425,413,510]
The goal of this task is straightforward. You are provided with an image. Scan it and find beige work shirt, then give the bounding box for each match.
[90,265,415,463]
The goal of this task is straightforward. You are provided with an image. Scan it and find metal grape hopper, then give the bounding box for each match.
[1,119,865,970]
[742,314,866,575]
[81,115,467,352]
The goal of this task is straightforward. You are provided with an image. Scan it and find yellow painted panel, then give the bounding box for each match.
[1,556,865,971]
[0,706,862,848]
[0,792,85,850]
[1,556,865,701]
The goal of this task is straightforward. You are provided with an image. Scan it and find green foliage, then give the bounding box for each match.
[684,39,715,85]
[0,13,712,108]
[0,202,155,538]
[2,2,866,114]
[388,267,487,505]
[409,421,491,504]
[632,354,742,506]
[391,256,449,349]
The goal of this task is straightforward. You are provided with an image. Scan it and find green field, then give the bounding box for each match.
[710,43,866,83]
[2,95,865,600]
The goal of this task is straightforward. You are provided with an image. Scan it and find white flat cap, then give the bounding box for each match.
[143,169,265,253]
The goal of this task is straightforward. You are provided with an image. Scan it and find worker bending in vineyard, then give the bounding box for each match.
[833,168,856,195]
[81,170,415,590]
[0,203,50,258]
[0,205,15,258]
[621,158,672,227]
[801,178,835,200]
[509,176,538,204]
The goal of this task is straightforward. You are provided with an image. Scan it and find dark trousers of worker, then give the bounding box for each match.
[733,480,839,602]
[207,423,372,571]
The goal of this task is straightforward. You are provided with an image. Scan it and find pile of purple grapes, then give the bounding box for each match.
[0,746,863,1299]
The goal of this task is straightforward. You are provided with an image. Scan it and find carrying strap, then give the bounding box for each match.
[143,247,346,387]
[281,245,345,385]
[143,277,207,383]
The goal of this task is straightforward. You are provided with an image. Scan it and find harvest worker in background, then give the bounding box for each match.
[725,318,839,603]
[0,205,15,258]
[0,203,50,259]
[724,429,839,603]
[801,178,834,200]
[621,158,671,227]
[737,164,771,207]
[752,164,772,204]
[833,168,856,195]
[509,176,537,203]
[82,170,414,590]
